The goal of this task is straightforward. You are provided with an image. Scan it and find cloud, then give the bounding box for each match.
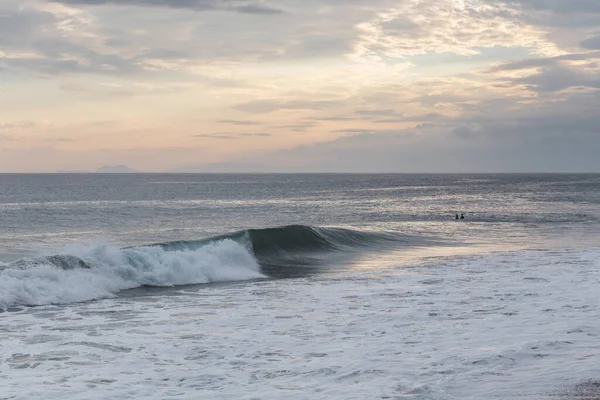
[486,51,600,93]
[233,3,283,14]
[488,51,600,72]
[0,2,286,78]
[218,119,263,126]
[0,121,38,142]
[582,34,600,50]
[352,0,561,60]
[194,132,271,139]
[481,0,600,50]
[273,122,318,132]
[239,132,271,137]
[0,5,143,75]
[234,100,342,114]
[263,120,600,172]
[332,128,378,134]
[0,134,19,141]
[514,65,600,92]
[0,121,36,131]
[49,0,284,14]
[195,133,236,139]
[311,115,360,122]
[235,81,600,172]
[3,0,600,172]
[501,0,600,14]
[1,0,380,79]
[452,125,475,139]
[355,109,402,118]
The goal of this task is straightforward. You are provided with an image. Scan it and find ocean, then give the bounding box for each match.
[1,173,599,399]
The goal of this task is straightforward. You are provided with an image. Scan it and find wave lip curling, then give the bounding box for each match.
[0,238,263,309]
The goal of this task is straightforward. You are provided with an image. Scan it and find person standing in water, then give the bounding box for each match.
[460,213,465,219]
[455,213,459,220]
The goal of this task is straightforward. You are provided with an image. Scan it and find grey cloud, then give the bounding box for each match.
[0,7,143,75]
[311,109,409,122]
[312,111,448,125]
[267,123,600,173]
[219,119,263,126]
[488,52,600,73]
[234,4,283,14]
[464,92,600,140]
[5,31,243,78]
[478,0,600,49]
[0,8,54,49]
[194,132,271,139]
[582,34,600,49]
[5,53,137,76]
[234,100,341,113]
[1,0,375,78]
[353,109,405,123]
[514,65,600,92]
[406,113,449,122]
[277,34,355,59]
[195,133,236,139]
[332,129,377,134]
[484,51,600,93]
[0,2,288,77]
[501,0,600,13]
[379,15,422,35]
[311,115,359,121]
[452,126,475,139]
[330,128,411,138]
[249,85,600,172]
[139,48,191,59]
[274,122,318,132]
[0,121,36,131]
[103,36,131,48]
[50,0,284,14]
[374,118,407,123]
[356,109,402,118]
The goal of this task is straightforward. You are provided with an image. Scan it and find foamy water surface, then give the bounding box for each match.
[2,247,599,399]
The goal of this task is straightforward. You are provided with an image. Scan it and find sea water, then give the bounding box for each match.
[1,173,599,399]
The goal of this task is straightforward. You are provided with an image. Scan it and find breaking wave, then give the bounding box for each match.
[0,225,403,308]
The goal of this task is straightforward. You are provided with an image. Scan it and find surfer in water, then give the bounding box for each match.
[455,213,459,220]
[460,213,465,220]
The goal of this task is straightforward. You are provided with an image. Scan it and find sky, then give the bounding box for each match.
[1,0,599,172]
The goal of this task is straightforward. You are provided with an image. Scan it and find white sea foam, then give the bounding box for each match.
[1,246,600,399]
[0,239,264,309]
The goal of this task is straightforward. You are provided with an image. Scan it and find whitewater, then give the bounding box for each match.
[0,238,264,309]
[1,173,600,399]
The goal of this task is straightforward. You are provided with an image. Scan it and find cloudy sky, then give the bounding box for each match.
[1,0,599,172]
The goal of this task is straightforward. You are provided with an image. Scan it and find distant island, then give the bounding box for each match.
[96,165,139,173]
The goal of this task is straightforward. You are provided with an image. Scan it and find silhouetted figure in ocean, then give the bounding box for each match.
[455,213,459,220]
[460,213,465,220]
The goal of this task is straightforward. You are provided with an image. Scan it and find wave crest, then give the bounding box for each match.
[0,238,263,309]
[0,225,402,308]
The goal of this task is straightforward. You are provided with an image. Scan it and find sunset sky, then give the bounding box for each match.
[1,0,599,172]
